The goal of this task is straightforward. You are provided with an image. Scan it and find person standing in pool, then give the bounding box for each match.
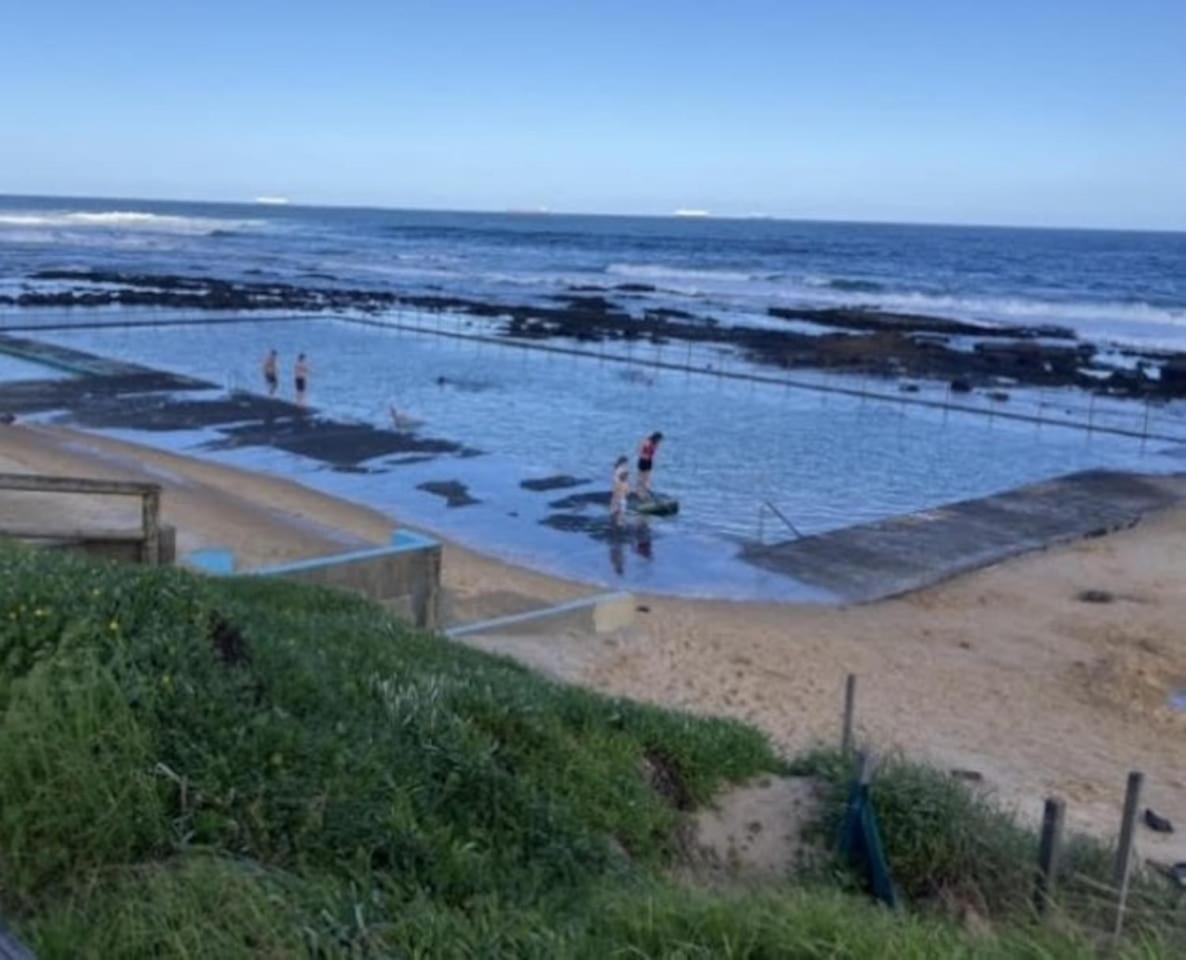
[636,431,663,500]
[262,349,279,396]
[610,455,631,524]
[294,353,310,406]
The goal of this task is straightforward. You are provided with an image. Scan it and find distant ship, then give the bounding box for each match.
[254,196,290,206]
[673,209,710,218]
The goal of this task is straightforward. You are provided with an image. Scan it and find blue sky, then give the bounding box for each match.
[3,1,1184,229]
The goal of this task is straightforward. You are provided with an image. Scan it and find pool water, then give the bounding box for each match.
[0,350,73,382]
[22,315,1183,598]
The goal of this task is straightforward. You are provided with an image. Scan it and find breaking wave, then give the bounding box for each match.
[0,210,262,236]
[606,263,763,284]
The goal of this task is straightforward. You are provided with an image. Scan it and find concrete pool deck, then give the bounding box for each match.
[742,469,1186,603]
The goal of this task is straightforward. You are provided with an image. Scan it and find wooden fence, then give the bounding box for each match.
[0,472,163,565]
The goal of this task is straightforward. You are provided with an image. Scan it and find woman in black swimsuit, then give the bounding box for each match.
[636,431,663,499]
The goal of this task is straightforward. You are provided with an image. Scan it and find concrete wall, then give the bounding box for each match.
[187,531,442,629]
[445,591,635,639]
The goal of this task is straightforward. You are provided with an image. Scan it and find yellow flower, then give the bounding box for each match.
[109,620,119,632]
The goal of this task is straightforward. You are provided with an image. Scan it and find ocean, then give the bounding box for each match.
[2,194,1185,349]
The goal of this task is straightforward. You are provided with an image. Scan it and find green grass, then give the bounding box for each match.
[0,540,1180,957]
[795,749,1186,952]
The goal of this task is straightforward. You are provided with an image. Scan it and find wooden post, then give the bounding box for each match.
[1034,796,1066,919]
[841,673,857,755]
[141,488,161,567]
[1111,770,1144,944]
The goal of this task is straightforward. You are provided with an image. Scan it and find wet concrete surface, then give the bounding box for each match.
[0,331,153,377]
[743,470,1186,603]
[0,336,476,472]
[0,371,210,415]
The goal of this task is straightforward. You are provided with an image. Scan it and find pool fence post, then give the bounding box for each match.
[1088,391,1097,435]
[841,673,857,755]
[1141,396,1151,442]
[1111,770,1144,946]
[1033,796,1066,920]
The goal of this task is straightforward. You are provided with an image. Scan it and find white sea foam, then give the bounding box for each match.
[0,210,262,235]
[607,264,1185,347]
[606,262,759,284]
[774,286,1186,344]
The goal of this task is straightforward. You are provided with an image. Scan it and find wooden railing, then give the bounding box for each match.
[0,473,163,565]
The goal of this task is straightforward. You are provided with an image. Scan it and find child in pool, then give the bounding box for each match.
[610,455,631,523]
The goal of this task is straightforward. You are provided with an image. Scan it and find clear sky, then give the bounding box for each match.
[3,1,1184,229]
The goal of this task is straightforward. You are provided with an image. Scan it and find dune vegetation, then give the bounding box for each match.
[0,541,1180,958]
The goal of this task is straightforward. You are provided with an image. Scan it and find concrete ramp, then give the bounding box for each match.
[743,470,1186,603]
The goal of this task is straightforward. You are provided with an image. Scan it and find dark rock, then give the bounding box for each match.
[549,490,612,510]
[987,390,1010,403]
[520,475,591,492]
[768,305,1075,341]
[1144,808,1174,834]
[898,383,920,393]
[12,268,1186,404]
[416,480,480,508]
[950,378,973,394]
[1160,358,1186,396]
[1077,589,1114,604]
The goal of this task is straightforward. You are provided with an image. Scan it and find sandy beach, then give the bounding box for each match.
[2,421,1184,864]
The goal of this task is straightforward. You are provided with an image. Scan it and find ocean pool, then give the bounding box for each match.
[18,314,1184,598]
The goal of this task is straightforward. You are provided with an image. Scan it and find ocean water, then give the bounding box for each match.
[2,194,1186,348]
[2,196,1185,597]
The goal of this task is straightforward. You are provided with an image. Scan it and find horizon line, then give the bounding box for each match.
[1,190,1183,236]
